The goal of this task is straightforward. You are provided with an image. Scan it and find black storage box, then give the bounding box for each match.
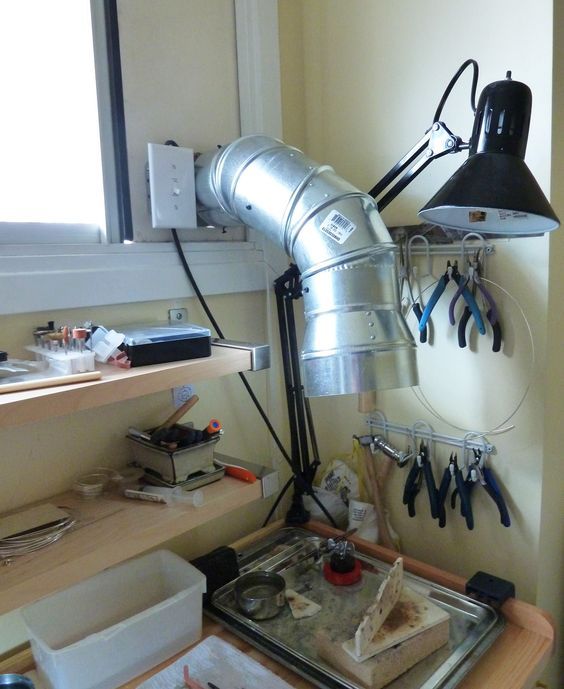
[119,324,211,366]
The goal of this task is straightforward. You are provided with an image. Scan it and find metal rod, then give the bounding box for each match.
[367,415,496,454]
[397,242,495,256]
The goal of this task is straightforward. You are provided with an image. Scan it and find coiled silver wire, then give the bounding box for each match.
[0,508,77,562]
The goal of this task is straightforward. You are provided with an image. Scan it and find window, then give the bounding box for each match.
[0,0,130,245]
[0,0,281,315]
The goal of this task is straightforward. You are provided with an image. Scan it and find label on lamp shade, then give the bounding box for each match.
[320,209,357,244]
[498,209,529,221]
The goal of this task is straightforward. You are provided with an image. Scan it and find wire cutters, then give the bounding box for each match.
[440,452,474,530]
[402,443,440,520]
[418,261,485,335]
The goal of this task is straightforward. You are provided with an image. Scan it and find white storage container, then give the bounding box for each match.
[21,550,206,689]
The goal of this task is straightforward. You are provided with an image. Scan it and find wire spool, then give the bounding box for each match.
[0,509,77,561]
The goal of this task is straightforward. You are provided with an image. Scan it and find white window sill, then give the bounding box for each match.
[0,241,268,315]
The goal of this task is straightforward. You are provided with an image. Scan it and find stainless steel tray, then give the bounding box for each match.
[208,528,504,689]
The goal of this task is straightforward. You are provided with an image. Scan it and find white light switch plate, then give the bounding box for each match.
[147,143,198,229]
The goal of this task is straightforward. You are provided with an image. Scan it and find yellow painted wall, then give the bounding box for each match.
[0,2,560,684]
[279,0,561,683]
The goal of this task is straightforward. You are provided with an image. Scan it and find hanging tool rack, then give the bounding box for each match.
[404,240,495,256]
[366,412,496,455]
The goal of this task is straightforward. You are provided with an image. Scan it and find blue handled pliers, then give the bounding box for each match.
[418,261,485,335]
[402,443,441,520]
[438,452,474,529]
[451,450,511,528]
[450,252,502,352]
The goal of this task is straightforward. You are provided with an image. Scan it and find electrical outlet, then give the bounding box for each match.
[147,143,197,229]
[168,308,188,324]
[172,385,195,408]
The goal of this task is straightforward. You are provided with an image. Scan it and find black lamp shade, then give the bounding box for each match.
[419,74,560,234]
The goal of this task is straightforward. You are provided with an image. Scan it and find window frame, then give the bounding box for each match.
[0,0,283,316]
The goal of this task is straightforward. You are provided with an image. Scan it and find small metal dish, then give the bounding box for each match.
[234,570,286,620]
[0,675,34,689]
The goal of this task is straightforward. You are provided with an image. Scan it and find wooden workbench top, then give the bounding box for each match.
[1,521,554,689]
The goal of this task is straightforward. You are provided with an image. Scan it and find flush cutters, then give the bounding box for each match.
[439,453,474,530]
[418,261,485,335]
[402,443,440,520]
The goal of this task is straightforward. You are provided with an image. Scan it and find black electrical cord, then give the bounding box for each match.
[433,58,479,123]
[171,230,338,529]
[170,228,292,467]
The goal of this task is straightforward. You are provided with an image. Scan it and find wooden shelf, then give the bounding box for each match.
[0,344,252,429]
[0,476,263,616]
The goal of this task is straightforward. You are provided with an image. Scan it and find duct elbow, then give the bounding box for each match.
[195,135,418,396]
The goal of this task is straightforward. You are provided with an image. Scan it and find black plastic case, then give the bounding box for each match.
[119,324,211,366]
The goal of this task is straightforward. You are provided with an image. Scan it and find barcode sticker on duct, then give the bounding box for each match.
[320,209,356,244]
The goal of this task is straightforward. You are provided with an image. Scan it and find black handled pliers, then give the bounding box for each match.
[418,261,485,336]
[402,442,441,520]
[438,452,474,529]
[472,450,511,527]
[451,450,511,528]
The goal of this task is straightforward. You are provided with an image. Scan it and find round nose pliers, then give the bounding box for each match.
[452,256,502,352]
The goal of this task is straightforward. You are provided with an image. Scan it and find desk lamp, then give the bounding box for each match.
[369,60,559,233]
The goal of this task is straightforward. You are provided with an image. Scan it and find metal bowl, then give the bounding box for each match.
[234,570,286,620]
[0,676,34,689]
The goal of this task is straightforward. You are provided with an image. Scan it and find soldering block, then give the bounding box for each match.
[465,571,515,608]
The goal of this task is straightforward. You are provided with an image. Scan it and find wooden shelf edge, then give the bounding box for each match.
[0,477,263,616]
[0,344,253,429]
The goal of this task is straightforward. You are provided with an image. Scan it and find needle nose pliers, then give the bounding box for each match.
[450,450,511,528]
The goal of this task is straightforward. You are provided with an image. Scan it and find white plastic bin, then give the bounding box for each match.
[21,550,206,689]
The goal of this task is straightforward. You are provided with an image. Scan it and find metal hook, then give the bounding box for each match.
[370,409,389,439]
[411,419,434,454]
[460,232,487,277]
[407,234,432,277]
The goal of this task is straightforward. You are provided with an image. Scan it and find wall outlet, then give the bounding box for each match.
[172,384,195,408]
[168,307,188,324]
[147,143,197,229]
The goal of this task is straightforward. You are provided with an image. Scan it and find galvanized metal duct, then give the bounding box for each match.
[195,135,418,397]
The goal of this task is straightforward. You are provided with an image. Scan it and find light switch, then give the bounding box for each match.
[147,143,198,229]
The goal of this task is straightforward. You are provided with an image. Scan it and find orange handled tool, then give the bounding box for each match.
[205,418,222,435]
[214,458,256,483]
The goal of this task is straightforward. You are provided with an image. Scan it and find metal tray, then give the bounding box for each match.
[208,527,504,689]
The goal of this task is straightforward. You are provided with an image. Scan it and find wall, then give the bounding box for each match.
[279,0,560,683]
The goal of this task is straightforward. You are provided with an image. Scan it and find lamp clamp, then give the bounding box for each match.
[369,120,466,212]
